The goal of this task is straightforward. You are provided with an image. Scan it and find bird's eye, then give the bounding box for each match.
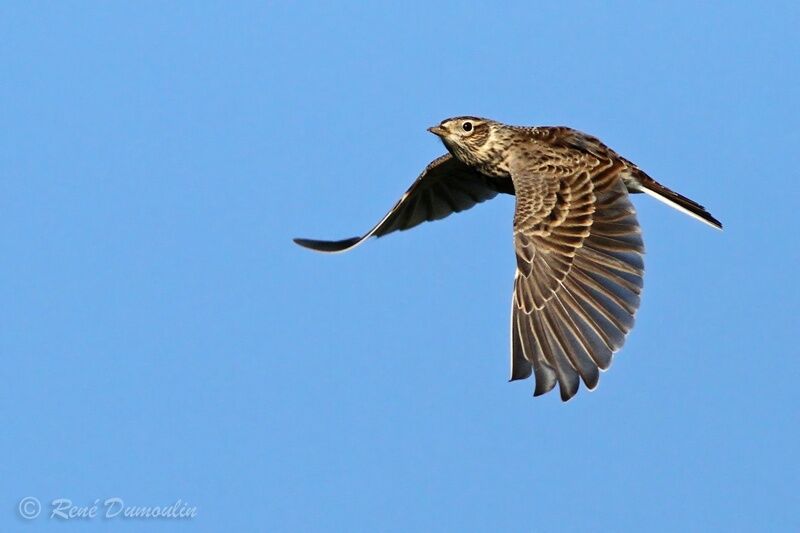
[462,121,473,132]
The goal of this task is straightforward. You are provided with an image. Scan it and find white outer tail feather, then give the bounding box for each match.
[637,186,722,230]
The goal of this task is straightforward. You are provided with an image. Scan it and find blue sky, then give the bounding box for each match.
[2,2,798,531]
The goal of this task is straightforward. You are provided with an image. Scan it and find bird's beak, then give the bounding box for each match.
[427,125,447,137]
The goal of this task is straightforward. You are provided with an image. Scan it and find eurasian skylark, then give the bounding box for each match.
[294,117,721,401]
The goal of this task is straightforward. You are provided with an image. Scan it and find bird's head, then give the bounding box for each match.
[428,116,498,169]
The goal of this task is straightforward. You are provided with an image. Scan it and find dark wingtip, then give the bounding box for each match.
[560,388,578,402]
[292,237,314,248]
[509,360,533,382]
[293,236,362,253]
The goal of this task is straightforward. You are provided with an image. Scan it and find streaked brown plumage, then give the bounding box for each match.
[294,117,721,401]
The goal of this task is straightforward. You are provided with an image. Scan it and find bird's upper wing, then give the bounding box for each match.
[294,154,513,253]
[510,157,644,401]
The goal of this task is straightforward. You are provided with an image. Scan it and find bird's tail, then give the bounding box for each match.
[628,170,722,230]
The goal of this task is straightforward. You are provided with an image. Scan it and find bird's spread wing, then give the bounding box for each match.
[510,161,644,401]
[294,154,513,253]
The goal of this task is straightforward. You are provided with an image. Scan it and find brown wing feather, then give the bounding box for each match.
[511,160,644,401]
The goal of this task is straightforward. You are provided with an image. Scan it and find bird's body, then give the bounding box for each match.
[295,117,721,401]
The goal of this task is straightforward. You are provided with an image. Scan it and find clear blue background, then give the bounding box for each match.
[2,2,798,531]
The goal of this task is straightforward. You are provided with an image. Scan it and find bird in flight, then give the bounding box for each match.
[294,117,721,401]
